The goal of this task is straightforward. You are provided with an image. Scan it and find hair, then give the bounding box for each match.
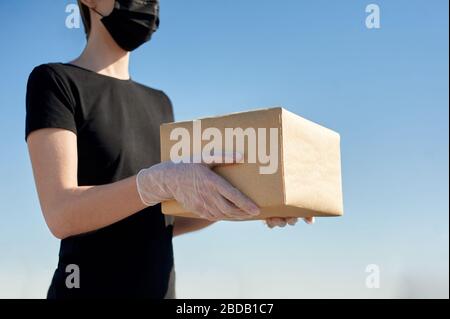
[78,0,91,38]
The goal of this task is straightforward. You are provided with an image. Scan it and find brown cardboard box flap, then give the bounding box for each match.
[281,108,343,215]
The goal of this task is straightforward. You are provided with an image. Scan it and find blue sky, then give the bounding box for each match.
[0,0,448,298]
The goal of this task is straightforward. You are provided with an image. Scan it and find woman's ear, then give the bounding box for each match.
[79,0,97,9]
[83,0,115,16]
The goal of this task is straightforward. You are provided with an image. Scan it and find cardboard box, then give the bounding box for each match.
[160,107,343,220]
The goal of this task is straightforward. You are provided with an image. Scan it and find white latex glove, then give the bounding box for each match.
[136,153,260,221]
[265,217,315,228]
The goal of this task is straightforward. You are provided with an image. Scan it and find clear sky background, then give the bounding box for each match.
[0,0,448,298]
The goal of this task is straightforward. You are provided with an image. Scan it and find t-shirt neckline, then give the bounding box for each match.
[61,63,133,82]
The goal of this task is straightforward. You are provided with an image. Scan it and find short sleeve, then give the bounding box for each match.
[25,64,77,141]
[158,90,175,122]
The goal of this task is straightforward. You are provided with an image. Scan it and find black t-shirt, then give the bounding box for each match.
[25,63,176,298]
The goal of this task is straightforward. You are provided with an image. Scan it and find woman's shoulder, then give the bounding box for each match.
[132,80,162,94]
[133,81,172,105]
[28,63,73,85]
[29,62,65,75]
[132,81,174,120]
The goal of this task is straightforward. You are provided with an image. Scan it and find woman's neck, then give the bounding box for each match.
[70,30,131,80]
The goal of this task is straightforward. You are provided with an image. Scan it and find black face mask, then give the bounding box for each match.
[93,0,160,52]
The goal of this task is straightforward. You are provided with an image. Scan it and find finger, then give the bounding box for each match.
[266,217,286,228]
[214,178,260,216]
[189,197,218,221]
[202,203,226,221]
[213,195,249,220]
[265,219,276,228]
[286,217,298,226]
[303,217,315,224]
[277,219,287,227]
[197,206,217,221]
[208,195,243,220]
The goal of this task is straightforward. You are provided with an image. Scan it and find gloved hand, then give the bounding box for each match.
[265,217,315,228]
[136,153,260,221]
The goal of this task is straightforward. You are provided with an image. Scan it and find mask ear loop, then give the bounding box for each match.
[91,7,106,18]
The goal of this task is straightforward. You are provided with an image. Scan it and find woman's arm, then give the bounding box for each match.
[172,217,314,236]
[173,217,215,237]
[28,127,303,240]
[27,128,147,239]
[28,128,260,240]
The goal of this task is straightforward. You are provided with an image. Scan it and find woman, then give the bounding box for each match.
[25,0,313,298]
